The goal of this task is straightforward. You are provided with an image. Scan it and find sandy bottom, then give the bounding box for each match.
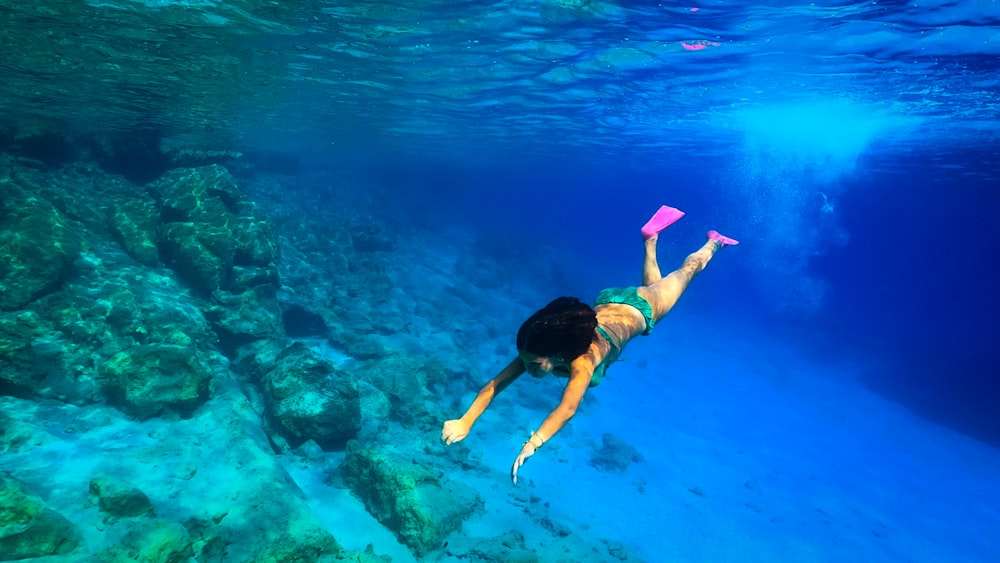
[301,309,1000,562]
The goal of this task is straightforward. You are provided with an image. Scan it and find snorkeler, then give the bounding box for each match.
[441,205,739,484]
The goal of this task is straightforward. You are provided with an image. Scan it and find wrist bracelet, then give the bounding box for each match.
[525,430,545,448]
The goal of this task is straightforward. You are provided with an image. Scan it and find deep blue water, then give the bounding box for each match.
[351,140,1000,447]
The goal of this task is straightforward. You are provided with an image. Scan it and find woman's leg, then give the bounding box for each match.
[639,239,720,322]
[642,237,663,286]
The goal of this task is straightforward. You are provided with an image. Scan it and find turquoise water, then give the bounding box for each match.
[1,1,998,562]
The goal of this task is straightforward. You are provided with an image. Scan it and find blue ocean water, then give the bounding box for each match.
[1,1,998,561]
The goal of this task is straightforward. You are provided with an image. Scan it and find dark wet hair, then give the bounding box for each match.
[516,297,597,360]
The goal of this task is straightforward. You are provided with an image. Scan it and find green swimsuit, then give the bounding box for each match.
[590,287,655,386]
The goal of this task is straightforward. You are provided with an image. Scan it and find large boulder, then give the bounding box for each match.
[261,342,360,448]
[340,442,482,557]
[0,472,82,560]
[100,343,213,420]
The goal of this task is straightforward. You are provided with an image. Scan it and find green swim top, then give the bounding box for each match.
[590,286,655,387]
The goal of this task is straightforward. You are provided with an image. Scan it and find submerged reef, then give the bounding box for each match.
[0,150,641,562]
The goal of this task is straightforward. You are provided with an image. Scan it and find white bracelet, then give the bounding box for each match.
[528,431,545,448]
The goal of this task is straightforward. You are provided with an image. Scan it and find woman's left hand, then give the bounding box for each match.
[511,442,537,485]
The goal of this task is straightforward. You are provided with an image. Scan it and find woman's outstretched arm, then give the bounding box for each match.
[511,356,594,483]
[442,356,525,445]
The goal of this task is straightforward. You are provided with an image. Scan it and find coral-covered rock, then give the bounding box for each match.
[340,442,482,557]
[261,342,360,448]
[0,472,82,559]
[0,196,81,310]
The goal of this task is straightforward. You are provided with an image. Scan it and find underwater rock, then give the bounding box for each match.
[0,195,81,310]
[589,433,644,474]
[340,441,483,557]
[98,518,193,563]
[0,472,82,560]
[0,308,104,404]
[109,198,161,266]
[357,380,392,439]
[204,286,284,356]
[159,221,228,293]
[247,524,341,563]
[89,476,155,518]
[150,165,279,295]
[100,343,213,420]
[261,342,361,448]
[1,255,223,408]
[0,252,229,408]
[353,353,453,431]
[0,310,47,396]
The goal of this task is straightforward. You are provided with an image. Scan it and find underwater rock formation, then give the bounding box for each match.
[0,193,81,311]
[100,343,213,420]
[353,353,454,431]
[0,152,639,561]
[150,164,279,296]
[109,198,161,266]
[89,476,156,519]
[340,441,483,557]
[261,342,361,449]
[0,472,82,560]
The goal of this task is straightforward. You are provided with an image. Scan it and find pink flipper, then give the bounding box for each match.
[707,230,739,247]
[641,205,685,239]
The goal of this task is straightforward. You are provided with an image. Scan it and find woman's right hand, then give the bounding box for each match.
[442,418,471,445]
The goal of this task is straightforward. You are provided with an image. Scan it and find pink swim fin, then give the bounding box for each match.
[708,230,739,247]
[641,205,685,239]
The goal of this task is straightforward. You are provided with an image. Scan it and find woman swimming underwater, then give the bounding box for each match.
[441,205,738,484]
